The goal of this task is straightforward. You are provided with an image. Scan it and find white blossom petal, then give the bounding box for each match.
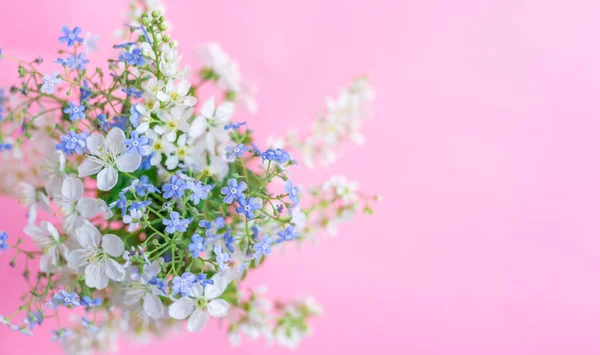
[102,234,124,257]
[77,198,100,218]
[116,153,141,173]
[78,158,103,177]
[67,249,88,270]
[97,167,118,191]
[187,309,209,332]
[24,224,51,247]
[86,134,105,154]
[200,97,216,118]
[85,262,109,289]
[42,221,60,242]
[165,155,179,170]
[189,117,207,138]
[136,121,149,134]
[61,177,83,201]
[215,102,235,123]
[143,293,165,319]
[188,282,204,298]
[39,254,53,273]
[168,297,195,319]
[105,258,125,281]
[106,127,126,154]
[38,192,52,213]
[204,273,229,300]
[207,299,229,318]
[165,130,177,143]
[75,224,101,249]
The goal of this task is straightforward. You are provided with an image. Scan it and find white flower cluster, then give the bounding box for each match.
[198,43,258,114]
[281,77,375,168]
[228,287,323,350]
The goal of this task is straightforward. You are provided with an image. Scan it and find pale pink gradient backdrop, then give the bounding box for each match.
[2,0,600,354]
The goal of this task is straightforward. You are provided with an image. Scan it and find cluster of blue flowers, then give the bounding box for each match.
[56,53,89,71]
[56,131,88,156]
[47,291,82,309]
[171,272,213,296]
[0,231,8,254]
[261,148,292,164]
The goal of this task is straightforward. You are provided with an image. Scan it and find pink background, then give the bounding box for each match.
[2,0,600,354]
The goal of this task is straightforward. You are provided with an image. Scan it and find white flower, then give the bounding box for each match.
[323,175,358,203]
[143,77,166,99]
[84,32,99,53]
[238,81,258,114]
[165,134,199,170]
[122,261,165,319]
[299,295,323,315]
[144,128,176,166]
[198,43,242,92]
[159,45,182,78]
[325,206,357,236]
[198,43,258,113]
[18,182,51,225]
[55,177,104,233]
[348,76,376,105]
[160,43,179,64]
[68,224,125,289]
[135,94,160,127]
[24,221,69,272]
[290,206,307,232]
[275,328,306,350]
[78,127,141,191]
[189,97,234,154]
[229,287,273,345]
[159,80,197,107]
[185,141,230,180]
[123,209,143,232]
[40,150,66,197]
[168,273,230,332]
[154,106,192,142]
[166,80,197,107]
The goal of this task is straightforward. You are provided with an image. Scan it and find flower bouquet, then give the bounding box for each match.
[0,0,377,353]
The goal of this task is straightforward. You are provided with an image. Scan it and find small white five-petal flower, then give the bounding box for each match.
[24,221,69,272]
[189,97,234,154]
[55,177,105,233]
[78,127,141,191]
[168,273,230,332]
[68,224,125,289]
